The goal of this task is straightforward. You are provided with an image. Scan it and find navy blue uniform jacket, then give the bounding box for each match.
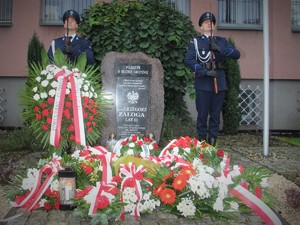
[47,35,95,65]
[185,35,240,91]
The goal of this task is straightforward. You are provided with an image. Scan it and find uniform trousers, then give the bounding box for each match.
[195,90,225,140]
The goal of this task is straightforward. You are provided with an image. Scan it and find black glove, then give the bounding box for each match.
[206,70,218,78]
[63,44,73,55]
[211,42,221,53]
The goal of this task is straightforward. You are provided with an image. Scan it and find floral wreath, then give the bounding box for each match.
[19,49,109,152]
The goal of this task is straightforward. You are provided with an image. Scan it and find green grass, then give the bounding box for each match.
[275,136,300,147]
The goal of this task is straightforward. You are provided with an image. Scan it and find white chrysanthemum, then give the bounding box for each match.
[140,152,145,158]
[32,87,38,92]
[83,84,89,91]
[124,202,135,214]
[40,92,48,99]
[49,89,56,97]
[41,80,49,87]
[81,73,87,78]
[91,86,94,92]
[129,143,135,148]
[127,149,134,155]
[21,168,39,190]
[41,70,47,75]
[82,91,89,97]
[188,172,217,199]
[36,76,41,82]
[50,179,59,191]
[177,197,196,217]
[67,82,71,89]
[33,93,40,101]
[71,150,81,159]
[46,74,54,80]
[66,89,70,95]
[51,81,58,88]
[89,92,93,98]
[123,187,138,203]
[94,93,98,98]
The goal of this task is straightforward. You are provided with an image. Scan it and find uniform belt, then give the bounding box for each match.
[200,62,224,70]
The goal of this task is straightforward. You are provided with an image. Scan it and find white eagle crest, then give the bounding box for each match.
[127,91,139,104]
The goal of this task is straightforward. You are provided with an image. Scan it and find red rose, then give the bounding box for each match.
[80,150,91,156]
[96,195,109,209]
[54,201,60,209]
[69,134,75,141]
[87,127,93,133]
[131,135,137,142]
[65,101,72,108]
[83,112,88,118]
[44,202,52,210]
[255,186,262,199]
[81,163,93,174]
[137,140,143,146]
[199,153,204,159]
[216,149,225,158]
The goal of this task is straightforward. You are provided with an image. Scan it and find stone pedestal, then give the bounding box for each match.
[100,52,164,145]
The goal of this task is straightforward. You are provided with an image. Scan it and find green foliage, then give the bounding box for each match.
[79,0,199,119]
[27,32,45,70]
[222,39,241,134]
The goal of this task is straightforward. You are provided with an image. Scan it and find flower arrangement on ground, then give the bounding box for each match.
[2,135,281,225]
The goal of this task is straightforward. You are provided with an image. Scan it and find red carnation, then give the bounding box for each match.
[68,124,75,131]
[65,101,72,108]
[47,97,54,105]
[41,102,47,109]
[63,109,70,119]
[42,124,48,130]
[69,134,75,141]
[87,127,93,133]
[42,109,49,117]
[36,114,42,120]
[34,106,39,112]
[46,117,52,124]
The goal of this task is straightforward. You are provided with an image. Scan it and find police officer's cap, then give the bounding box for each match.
[198,12,216,27]
[62,10,80,24]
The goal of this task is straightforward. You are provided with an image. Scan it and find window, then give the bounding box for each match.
[292,0,300,32]
[40,0,95,25]
[0,0,12,26]
[139,0,190,16]
[217,0,263,30]
[165,0,190,16]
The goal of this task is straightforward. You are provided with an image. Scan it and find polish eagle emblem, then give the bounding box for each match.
[127,91,139,104]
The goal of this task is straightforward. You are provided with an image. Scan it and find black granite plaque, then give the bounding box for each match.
[115,63,151,139]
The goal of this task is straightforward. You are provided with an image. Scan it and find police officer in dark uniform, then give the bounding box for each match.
[184,12,240,146]
[47,10,95,65]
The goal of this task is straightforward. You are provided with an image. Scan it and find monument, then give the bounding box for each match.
[100,52,164,145]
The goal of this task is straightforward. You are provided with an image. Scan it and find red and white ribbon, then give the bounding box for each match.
[229,185,282,225]
[86,181,117,216]
[0,155,61,222]
[48,65,85,147]
[119,162,152,220]
[86,145,115,183]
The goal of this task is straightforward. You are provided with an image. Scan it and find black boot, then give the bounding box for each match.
[198,136,207,143]
[208,137,217,147]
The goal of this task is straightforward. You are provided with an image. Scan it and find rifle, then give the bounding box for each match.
[64,15,72,60]
[209,1,218,94]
